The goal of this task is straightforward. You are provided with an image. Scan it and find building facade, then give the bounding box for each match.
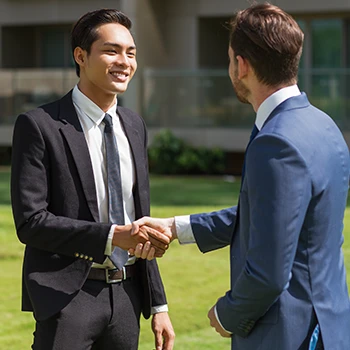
[0,0,349,167]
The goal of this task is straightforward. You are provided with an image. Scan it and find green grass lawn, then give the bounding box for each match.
[1,169,350,349]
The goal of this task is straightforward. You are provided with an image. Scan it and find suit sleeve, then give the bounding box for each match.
[11,113,110,263]
[216,134,312,336]
[190,206,237,252]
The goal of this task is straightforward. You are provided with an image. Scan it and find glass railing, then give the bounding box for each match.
[0,68,349,131]
[142,68,350,130]
[142,69,255,128]
[298,68,350,129]
[0,69,78,125]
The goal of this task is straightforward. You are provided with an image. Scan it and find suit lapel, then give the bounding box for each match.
[58,91,99,222]
[118,107,148,216]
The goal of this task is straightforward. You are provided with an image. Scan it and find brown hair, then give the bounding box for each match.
[229,2,304,86]
[71,9,132,77]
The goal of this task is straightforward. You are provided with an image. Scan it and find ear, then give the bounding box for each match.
[73,47,87,68]
[236,55,249,80]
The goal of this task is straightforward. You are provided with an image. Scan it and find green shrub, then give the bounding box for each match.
[148,129,225,175]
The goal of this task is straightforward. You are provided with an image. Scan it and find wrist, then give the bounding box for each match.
[170,217,178,240]
[112,224,132,247]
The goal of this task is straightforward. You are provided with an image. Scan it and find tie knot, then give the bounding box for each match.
[103,113,113,127]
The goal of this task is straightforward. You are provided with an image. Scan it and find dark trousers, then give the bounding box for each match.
[32,277,142,350]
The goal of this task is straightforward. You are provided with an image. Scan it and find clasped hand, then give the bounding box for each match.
[129,217,176,260]
[112,220,171,258]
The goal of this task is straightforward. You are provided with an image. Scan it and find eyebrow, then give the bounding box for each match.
[103,42,136,50]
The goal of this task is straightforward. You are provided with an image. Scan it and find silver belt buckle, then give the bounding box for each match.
[105,267,125,284]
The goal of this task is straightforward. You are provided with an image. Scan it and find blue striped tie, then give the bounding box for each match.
[103,113,128,269]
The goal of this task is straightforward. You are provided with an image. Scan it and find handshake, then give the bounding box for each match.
[112,217,177,260]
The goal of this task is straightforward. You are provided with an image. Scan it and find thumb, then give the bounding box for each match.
[131,222,140,236]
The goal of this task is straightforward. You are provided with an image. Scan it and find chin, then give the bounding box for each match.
[112,90,126,95]
[113,84,129,95]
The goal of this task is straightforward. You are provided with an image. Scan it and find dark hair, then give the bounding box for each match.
[229,2,304,86]
[71,9,132,77]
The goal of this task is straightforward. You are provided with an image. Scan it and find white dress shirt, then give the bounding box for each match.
[72,85,167,314]
[175,85,301,330]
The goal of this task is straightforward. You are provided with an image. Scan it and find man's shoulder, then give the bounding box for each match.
[19,90,73,123]
[118,105,141,118]
[118,106,146,128]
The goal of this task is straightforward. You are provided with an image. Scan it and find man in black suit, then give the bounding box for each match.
[11,8,174,350]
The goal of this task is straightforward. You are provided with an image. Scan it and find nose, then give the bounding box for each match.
[116,52,129,68]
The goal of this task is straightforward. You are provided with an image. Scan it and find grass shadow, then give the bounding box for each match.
[150,175,240,207]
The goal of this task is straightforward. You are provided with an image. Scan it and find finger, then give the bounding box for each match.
[149,236,169,250]
[147,230,169,246]
[146,226,171,244]
[133,216,151,228]
[137,226,150,242]
[137,226,169,248]
[133,243,143,258]
[128,248,135,255]
[155,332,163,350]
[207,312,215,328]
[131,222,140,236]
[163,334,175,350]
[153,247,165,258]
[136,226,169,251]
[147,247,156,260]
[141,241,151,260]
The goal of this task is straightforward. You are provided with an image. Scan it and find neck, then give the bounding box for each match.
[77,82,117,112]
[249,82,294,112]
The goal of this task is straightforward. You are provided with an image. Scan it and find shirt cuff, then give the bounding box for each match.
[214,305,232,334]
[105,224,116,255]
[175,215,196,244]
[151,304,169,315]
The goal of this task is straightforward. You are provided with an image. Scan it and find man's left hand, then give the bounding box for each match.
[208,305,231,338]
[152,312,175,350]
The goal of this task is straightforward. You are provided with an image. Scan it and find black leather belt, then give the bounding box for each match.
[87,265,137,284]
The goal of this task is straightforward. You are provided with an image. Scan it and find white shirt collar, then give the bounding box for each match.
[72,85,118,125]
[255,85,301,130]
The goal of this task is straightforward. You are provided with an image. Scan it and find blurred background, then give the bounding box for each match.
[0,0,349,173]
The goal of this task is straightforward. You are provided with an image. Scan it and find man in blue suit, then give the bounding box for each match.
[132,3,350,349]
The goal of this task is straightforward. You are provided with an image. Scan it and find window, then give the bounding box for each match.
[2,24,73,69]
[296,16,350,129]
[311,19,342,68]
[41,27,74,68]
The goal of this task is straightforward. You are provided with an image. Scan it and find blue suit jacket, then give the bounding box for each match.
[191,93,350,349]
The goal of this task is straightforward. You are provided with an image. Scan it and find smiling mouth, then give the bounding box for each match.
[110,72,129,81]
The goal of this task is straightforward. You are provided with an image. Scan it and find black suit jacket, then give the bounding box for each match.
[11,90,166,321]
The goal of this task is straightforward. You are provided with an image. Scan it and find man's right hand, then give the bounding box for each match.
[112,223,170,258]
[130,217,177,260]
